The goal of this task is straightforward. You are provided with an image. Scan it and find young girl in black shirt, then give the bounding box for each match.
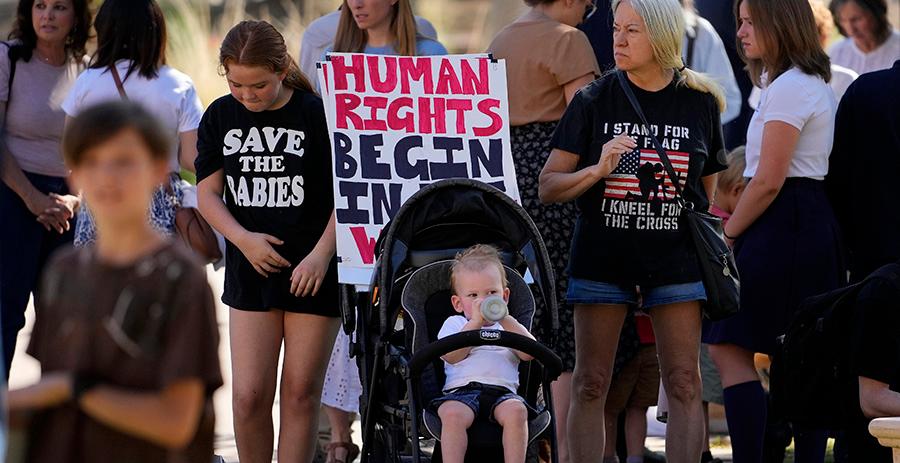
[195,20,338,463]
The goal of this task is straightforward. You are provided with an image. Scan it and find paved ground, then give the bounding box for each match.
[8,266,733,462]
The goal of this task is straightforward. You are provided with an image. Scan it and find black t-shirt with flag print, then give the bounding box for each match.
[550,72,726,288]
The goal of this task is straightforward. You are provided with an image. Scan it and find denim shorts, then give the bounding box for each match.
[566,278,706,308]
[430,382,527,422]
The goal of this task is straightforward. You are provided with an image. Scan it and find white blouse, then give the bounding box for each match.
[744,68,836,180]
[828,30,900,76]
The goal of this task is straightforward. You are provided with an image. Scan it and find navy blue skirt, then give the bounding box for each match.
[703,178,845,355]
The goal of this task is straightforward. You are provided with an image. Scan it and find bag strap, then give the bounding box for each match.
[3,42,21,119]
[109,64,128,100]
[615,70,689,207]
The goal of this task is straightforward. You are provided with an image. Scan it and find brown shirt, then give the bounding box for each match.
[488,9,600,126]
[26,241,223,463]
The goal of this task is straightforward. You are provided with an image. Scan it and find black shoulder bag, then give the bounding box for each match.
[615,71,740,321]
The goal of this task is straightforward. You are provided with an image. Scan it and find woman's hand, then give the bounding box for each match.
[290,248,331,297]
[51,193,80,217]
[27,192,68,233]
[236,231,291,277]
[590,134,636,179]
[36,194,80,233]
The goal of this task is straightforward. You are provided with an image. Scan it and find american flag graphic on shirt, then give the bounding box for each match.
[604,149,690,201]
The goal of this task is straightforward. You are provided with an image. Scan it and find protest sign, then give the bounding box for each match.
[318,53,519,285]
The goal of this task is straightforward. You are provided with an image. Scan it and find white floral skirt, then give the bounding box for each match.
[74,174,184,247]
[321,329,362,412]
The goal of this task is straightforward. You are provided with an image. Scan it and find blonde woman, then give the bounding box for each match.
[538,0,727,460]
[332,0,445,56]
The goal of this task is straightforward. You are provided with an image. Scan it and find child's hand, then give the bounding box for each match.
[237,231,291,277]
[470,298,486,326]
[290,248,331,297]
[8,372,74,411]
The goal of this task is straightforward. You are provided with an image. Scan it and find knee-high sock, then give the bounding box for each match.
[723,381,767,463]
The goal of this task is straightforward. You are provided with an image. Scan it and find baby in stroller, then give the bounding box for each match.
[431,245,536,463]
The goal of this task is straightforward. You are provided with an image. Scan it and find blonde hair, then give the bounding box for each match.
[450,245,508,294]
[334,0,419,56]
[808,0,834,45]
[612,0,726,113]
[718,146,747,190]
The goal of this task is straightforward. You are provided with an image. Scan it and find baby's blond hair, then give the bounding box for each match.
[718,146,747,191]
[450,245,508,294]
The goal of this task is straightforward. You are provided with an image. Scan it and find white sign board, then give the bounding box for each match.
[318,53,520,285]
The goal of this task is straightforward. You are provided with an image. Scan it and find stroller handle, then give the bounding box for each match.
[408,330,563,380]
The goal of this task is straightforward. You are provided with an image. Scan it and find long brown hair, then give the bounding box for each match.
[333,0,419,56]
[736,0,831,86]
[219,20,314,93]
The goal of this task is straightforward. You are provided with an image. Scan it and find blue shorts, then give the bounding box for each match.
[430,382,528,423]
[566,278,706,308]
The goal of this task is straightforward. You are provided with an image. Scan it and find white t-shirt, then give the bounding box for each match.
[747,63,858,108]
[828,30,900,76]
[744,68,836,180]
[439,315,520,393]
[828,64,859,103]
[62,60,203,172]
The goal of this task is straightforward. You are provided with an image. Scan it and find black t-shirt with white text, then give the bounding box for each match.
[550,73,726,287]
[195,90,333,262]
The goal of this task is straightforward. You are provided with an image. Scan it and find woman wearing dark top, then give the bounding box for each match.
[8,101,222,463]
[195,21,339,463]
[0,0,90,376]
[844,269,900,462]
[539,0,727,460]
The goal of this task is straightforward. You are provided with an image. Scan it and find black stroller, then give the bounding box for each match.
[342,179,564,463]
